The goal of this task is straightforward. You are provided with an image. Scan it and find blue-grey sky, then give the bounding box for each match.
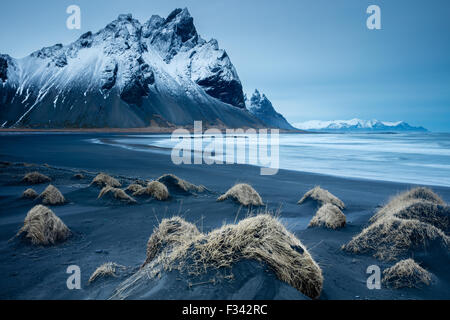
[1,0,449,131]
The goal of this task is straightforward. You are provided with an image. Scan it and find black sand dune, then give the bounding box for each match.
[0,133,449,300]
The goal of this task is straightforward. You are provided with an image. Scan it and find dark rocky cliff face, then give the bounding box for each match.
[0,55,9,82]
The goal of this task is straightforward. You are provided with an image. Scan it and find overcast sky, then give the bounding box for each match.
[1,0,449,131]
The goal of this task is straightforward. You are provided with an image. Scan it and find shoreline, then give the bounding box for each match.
[0,133,449,300]
[0,127,307,134]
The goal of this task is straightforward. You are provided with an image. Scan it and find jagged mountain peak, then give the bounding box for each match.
[246,89,295,130]
[144,8,199,63]
[249,89,271,110]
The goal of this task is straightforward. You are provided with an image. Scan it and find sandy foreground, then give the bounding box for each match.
[0,133,448,300]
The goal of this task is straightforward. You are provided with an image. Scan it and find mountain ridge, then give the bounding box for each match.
[0,8,269,129]
[294,119,428,132]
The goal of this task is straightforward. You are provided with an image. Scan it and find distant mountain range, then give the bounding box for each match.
[0,8,289,130]
[293,119,428,132]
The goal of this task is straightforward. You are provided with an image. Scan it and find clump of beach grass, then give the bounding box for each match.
[16,205,71,245]
[343,187,449,261]
[72,173,85,180]
[38,185,66,205]
[125,183,144,194]
[342,216,449,261]
[91,173,121,188]
[89,262,126,283]
[22,188,38,199]
[98,186,136,204]
[22,171,51,184]
[133,181,169,201]
[144,216,201,266]
[298,186,345,209]
[396,187,445,205]
[370,187,448,233]
[157,174,205,194]
[115,214,323,300]
[134,179,148,187]
[309,204,346,229]
[382,259,432,289]
[217,183,264,206]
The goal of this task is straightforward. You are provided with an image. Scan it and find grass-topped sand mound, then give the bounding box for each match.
[143,216,201,266]
[157,174,205,194]
[309,204,346,229]
[298,186,345,209]
[22,188,38,199]
[342,216,449,261]
[382,259,432,289]
[16,205,71,245]
[98,186,136,204]
[114,214,323,299]
[125,183,144,194]
[217,183,264,206]
[21,171,51,184]
[38,185,66,205]
[133,181,169,201]
[72,173,85,180]
[370,187,449,233]
[390,187,444,206]
[89,262,126,283]
[91,173,121,188]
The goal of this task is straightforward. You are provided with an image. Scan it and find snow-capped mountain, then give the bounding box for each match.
[0,8,266,129]
[294,119,427,132]
[246,90,295,130]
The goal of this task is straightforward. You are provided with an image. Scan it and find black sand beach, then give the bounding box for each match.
[0,133,449,300]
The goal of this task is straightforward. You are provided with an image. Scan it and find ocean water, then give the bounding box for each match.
[96,132,450,187]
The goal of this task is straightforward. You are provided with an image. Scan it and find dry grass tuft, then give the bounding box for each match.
[217,183,264,206]
[397,187,445,205]
[125,183,144,194]
[89,262,126,283]
[370,188,448,232]
[119,214,323,299]
[22,188,38,199]
[143,216,201,266]
[133,181,169,201]
[157,174,205,194]
[382,259,431,289]
[98,186,136,204]
[134,179,148,187]
[309,204,346,229]
[343,187,449,261]
[16,205,71,245]
[342,216,449,261]
[91,173,121,188]
[38,185,66,205]
[22,171,51,184]
[298,186,345,209]
[72,173,85,180]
